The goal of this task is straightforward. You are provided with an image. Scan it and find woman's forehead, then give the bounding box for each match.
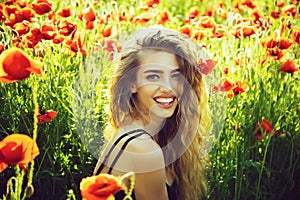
[137,49,179,71]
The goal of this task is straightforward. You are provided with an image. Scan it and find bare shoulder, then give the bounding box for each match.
[128,138,168,199]
[127,135,165,172]
[112,133,165,173]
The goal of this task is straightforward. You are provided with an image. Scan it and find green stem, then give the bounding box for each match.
[234,128,239,200]
[25,76,39,195]
[255,137,271,200]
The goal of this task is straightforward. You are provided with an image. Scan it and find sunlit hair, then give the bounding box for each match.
[108,26,211,200]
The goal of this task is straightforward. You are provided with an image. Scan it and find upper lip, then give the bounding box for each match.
[153,94,177,99]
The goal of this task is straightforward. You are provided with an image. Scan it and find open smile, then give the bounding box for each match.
[153,95,176,108]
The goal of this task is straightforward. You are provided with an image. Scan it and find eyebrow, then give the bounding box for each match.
[144,68,180,74]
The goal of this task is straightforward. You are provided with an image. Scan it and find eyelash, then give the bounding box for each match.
[146,73,181,80]
[171,73,181,79]
[146,74,160,80]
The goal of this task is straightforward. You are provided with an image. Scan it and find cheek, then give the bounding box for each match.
[136,85,156,98]
[172,80,184,97]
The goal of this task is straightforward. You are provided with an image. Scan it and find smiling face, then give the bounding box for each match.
[132,49,183,122]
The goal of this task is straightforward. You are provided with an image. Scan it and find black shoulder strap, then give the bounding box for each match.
[108,131,148,174]
[94,129,152,175]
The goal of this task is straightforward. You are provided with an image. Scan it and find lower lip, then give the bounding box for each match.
[155,101,175,109]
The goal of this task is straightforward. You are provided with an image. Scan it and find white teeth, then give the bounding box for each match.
[154,98,174,103]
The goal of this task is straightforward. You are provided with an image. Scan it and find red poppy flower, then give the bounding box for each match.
[281,60,298,73]
[254,119,277,140]
[58,20,77,37]
[192,30,205,40]
[232,81,249,95]
[118,10,134,22]
[4,0,20,5]
[26,28,43,48]
[266,47,286,60]
[37,109,58,124]
[261,36,276,48]
[17,1,28,8]
[0,133,39,173]
[41,25,57,40]
[276,0,285,7]
[223,67,229,74]
[241,0,256,9]
[219,77,236,92]
[198,16,216,29]
[292,29,300,44]
[80,173,123,200]
[282,4,297,18]
[85,21,95,30]
[66,35,87,56]
[133,12,152,24]
[157,11,170,25]
[0,43,4,54]
[52,35,64,44]
[145,0,160,8]
[4,5,19,17]
[0,47,43,84]
[261,36,292,60]
[189,6,199,19]
[4,5,24,27]
[198,59,217,75]
[271,10,280,19]
[101,25,112,37]
[31,0,52,15]
[102,38,122,54]
[179,25,191,37]
[13,21,30,36]
[57,7,72,18]
[278,38,293,49]
[82,6,96,22]
[211,25,227,38]
[233,25,256,38]
[0,7,6,22]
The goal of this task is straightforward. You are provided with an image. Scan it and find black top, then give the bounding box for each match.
[94,129,177,200]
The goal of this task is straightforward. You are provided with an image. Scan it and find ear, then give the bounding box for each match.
[131,84,137,93]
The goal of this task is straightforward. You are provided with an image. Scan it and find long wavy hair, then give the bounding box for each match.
[107,27,211,200]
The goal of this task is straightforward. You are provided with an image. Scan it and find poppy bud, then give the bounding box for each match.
[25,185,34,198]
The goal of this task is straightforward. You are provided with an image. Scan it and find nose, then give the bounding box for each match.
[159,76,173,91]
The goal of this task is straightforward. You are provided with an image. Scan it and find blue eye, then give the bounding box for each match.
[146,74,160,80]
[171,73,181,79]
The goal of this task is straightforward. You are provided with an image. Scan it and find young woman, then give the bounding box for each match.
[94,26,211,200]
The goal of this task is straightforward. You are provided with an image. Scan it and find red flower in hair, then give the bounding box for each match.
[198,59,217,75]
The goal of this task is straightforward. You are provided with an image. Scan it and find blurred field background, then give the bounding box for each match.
[0,0,299,199]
